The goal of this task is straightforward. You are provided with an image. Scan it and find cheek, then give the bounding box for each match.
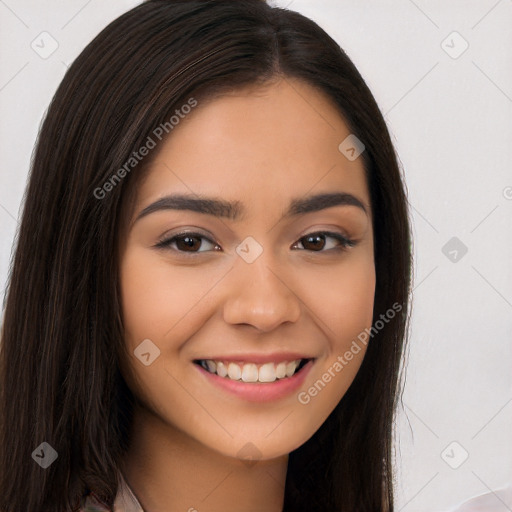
[306,253,376,340]
[119,247,215,348]
[333,263,375,334]
[117,242,376,459]
[294,254,375,419]
[120,245,376,367]
[118,246,215,410]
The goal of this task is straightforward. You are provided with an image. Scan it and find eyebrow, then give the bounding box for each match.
[134,191,368,224]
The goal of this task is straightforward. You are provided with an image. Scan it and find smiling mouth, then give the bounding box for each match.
[193,358,311,383]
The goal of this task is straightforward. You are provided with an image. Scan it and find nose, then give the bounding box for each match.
[222,255,301,332]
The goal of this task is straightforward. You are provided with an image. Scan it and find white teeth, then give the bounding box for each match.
[258,362,277,383]
[241,363,259,383]
[285,361,297,378]
[198,358,305,382]
[216,361,228,378]
[275,362,287,379]
[227,363,241,380]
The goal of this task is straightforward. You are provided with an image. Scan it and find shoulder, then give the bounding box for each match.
[76,471,144,512]
[78,492,111,512]
[448,484,512,511]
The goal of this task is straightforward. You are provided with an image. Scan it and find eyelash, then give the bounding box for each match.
[154,230,357,255]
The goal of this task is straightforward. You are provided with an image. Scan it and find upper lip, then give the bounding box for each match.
[194,352,315,365]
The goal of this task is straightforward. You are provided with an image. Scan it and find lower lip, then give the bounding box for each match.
[194,360,314,402]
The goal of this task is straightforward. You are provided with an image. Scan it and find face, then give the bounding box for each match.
[118,77,375,461]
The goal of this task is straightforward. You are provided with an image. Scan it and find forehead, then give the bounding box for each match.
[133,77,370,219]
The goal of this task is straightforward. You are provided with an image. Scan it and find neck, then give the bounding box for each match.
[121,403,288,512]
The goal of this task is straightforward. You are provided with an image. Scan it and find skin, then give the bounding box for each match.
[118,76,375,512]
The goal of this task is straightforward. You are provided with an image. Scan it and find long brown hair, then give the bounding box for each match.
[0,1,412,510]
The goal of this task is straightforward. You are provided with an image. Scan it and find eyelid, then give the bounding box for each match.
[297,226,353,243]
[292,230,357,251]
[154,228,217,251]
[154,227,358,255]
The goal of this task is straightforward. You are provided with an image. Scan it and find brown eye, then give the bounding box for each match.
[301,234,327,251]
[175,235,202,252]
[155,232,220,253]
[293,231,356,252]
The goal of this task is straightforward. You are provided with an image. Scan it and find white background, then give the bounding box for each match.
[1,1,511,510]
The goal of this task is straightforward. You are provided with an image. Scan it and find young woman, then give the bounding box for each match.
[0,1,412,511]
